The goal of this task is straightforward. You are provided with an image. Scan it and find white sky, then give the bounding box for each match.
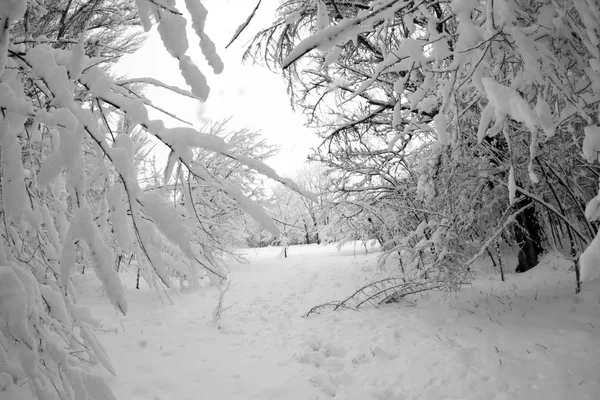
[116,0,320,177]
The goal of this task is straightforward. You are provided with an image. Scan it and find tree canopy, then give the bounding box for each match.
[0,1,311,399]
[247,0,600,287]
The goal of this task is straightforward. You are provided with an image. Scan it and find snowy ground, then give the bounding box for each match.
[34,244,600,399]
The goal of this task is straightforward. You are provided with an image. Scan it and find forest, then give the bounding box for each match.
[1,0,599,399]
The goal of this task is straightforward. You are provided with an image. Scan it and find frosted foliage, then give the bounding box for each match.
[580,233,600,281]
[585,195,600,222]
[164,152,177,183]
[162,126,226,155]
[42,205,61,252]
[453,6,482,57]
[583,125,600,163]
[157,13,189,58]
[1,121,28,223]
[109,148,131,181]
[508,166,516,206]
[232,154,318,202]
[482,78,537,133]
[185,0,208,33]
[316,0,329,30]
[324,46,342,65]
[184,0,224,74]
[107,183,133,253]
[450,0,478,15]
[60,239,76,293]
[392,102,403,127]
[39,285,70,326]
[117,77,196,100]
[432,36,451,64]
[477,103,495,143]
[315,20,359,52]
[222,182,280,236]
[80,325,116,376]
[0,267,36,350]
[71,206,127,315]
[0,81,34,115]
[535,97,555,138]
[200,32,224,74]
[142,192,196,260]
[179,55,210,101]
[27,45,75,108]
[68,34,85,81]
[0,29,7,76]
[37,109,82,187]
[433,114,447,145]
[79,66,113,98]
[0,0,27,20]
[135,0,153,31]
[136,220,173,287]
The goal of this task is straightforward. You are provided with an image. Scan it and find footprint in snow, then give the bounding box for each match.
[334,382,377,400]
[351,352,370,365]
[309,373,338,397]
[322,342,346,358]
[371,346,398,360]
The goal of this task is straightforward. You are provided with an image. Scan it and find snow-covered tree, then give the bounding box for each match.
[0,1,313,399]
[151,120,280,283]
[249,0,600,290]
[295,163,330,244]
[268,184,308,247]
[243,163,333,250]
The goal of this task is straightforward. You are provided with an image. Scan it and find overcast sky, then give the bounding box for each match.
[117,0,320,177]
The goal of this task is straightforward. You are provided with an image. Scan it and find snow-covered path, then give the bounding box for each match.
[81,245,600,400]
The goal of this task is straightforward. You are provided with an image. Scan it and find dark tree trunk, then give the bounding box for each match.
[313,217,321,245]
[515,198,544,273]
[493,240,505,281]
[303,221,310,245]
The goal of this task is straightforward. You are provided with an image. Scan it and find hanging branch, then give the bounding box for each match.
[485,174,588,243]
[226,0,263,49]
[464,203,533,269]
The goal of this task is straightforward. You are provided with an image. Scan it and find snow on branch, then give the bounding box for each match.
[223,153,318,202]
[282,0,408,69]
[115,77,199,100]
[463,203,533,268]
[226,0,263,49]
[76,65,311,235]
[304,278,445,317]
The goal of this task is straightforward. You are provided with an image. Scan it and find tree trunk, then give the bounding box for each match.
[515,198,544,273]
[313,217,321,245]
[315,231,321,245]
[304,221,310,245]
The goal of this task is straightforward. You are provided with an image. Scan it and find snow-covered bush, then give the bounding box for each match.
[0,1,313,399]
